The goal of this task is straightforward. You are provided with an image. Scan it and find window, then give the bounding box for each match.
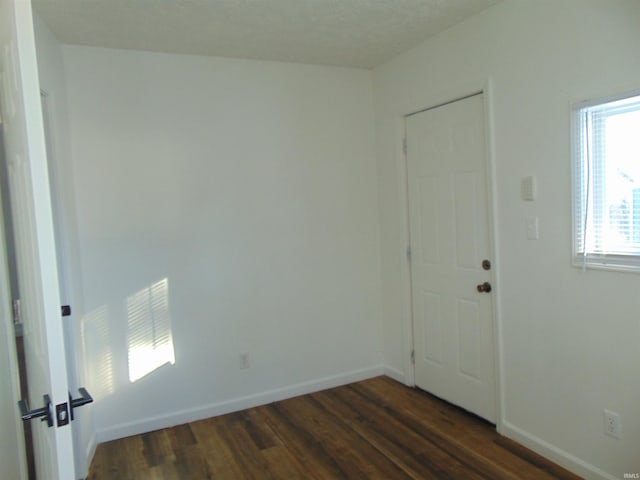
[573,92,640,271]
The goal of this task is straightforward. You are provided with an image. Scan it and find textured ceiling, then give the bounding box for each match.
[32,0,500,69]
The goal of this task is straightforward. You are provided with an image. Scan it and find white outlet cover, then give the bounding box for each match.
[604,409,622,439]
[240,352,250,369]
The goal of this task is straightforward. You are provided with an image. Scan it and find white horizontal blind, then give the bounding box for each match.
[573,93,640,270]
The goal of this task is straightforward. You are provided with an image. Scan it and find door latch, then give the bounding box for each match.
[56,402,69,426]
[19,388,93,427]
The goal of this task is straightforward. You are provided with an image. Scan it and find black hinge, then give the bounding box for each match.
[61,305,71,317]
[411,349,415,365]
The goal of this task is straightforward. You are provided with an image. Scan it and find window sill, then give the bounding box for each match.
[572,255,640,273]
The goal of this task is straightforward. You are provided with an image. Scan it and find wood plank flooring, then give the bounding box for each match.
[88,376,582,479]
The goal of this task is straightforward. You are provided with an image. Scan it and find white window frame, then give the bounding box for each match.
[572,90,640,273]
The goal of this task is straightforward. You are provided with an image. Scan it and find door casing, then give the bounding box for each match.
[0,0,76,476]
[396,81,504,432]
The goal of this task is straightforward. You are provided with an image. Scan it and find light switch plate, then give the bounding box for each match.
[522,176,537,201]
[526,216,539,240]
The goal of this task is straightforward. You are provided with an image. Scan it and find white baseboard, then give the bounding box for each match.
[77,433,97,480]
[96,365,384,443]
[383,365,406,384]
[85,433,96,470]
[502,421,617,480]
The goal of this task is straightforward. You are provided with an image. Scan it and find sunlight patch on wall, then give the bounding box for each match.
[81,305,113,399]
[127,278,175,383]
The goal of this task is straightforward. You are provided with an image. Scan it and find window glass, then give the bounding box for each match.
[573,93,640,271]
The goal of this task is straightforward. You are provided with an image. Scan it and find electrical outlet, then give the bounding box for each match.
[604,409,622,439]
[240,352,250,370]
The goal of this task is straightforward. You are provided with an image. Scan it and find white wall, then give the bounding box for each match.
[61,46,383,442]
[33,16,95,478]
[373,1,640,479]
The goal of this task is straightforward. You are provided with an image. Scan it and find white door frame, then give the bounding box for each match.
[0,157,28,480]
[397,80,505,432]
[41,88,91,478]
[0,0,76,476]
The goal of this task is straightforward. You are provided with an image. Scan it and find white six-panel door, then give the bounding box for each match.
[0,0,75,477]
[406,94,496,422]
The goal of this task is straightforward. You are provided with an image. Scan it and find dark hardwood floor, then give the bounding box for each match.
[88,376,581,479]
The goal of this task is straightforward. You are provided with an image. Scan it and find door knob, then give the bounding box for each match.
[476,282,492,293]
[18,395,53,427]
[69,387,94,421]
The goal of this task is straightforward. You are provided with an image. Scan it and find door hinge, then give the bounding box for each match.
[402,137,407,156]
[406,245,412,261]
[411,349,415,365]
